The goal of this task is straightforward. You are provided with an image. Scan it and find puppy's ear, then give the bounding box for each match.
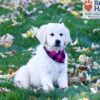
[61,23,72,45]
[36,25,47,44]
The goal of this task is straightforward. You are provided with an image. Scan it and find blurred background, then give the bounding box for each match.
[0,0,100,100]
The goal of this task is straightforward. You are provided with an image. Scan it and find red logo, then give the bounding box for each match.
[84,0,92,11]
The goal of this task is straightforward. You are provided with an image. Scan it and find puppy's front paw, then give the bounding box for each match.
[41,75,54,92]
[58,75,68,89]
[43,84,54,92]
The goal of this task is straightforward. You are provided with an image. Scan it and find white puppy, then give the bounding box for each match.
[14,23,71,92]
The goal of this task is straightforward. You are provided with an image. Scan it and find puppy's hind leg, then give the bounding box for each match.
[14,66,30,89]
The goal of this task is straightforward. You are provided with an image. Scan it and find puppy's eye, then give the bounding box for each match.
[60,33,63,36]
[50,33,54,36]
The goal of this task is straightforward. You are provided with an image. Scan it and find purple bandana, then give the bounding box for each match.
[44,47,65,63]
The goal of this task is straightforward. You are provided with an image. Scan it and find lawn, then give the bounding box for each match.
[0,0,100,100]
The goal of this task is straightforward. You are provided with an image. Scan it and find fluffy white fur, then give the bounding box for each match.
[14,23,71,92]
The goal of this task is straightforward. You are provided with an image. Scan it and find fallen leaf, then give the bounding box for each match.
[70,39,78,46]
[8,64,16,68]
[79,77,85,83]
[0,34,14,48]
[0,72,16,80]
[62,97,68,100]
[21,26,39,38]
[86,73,91,82]
[0,70,3,75]
[43,0,58,7]
[38,10,43,14]
[0,18,4,23]
[73,85,78,89]
[93,62,100,69]
[5,51,16,56]
[0,52,7,58]
[93,28,100,33]
[0,87,10,93]
[8,69,15,74]
[90,87,97,94]
[69,76,80,84]
[78,98,89,100]
[4,43,13,48]
[78,54,90,64]
[91,43,100,50]
[69,10,80,17]
[83,20,88,24]
[74,47,90,52]
[67,7,74,12]
[96,79,100,86]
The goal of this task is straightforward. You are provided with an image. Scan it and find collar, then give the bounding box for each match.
[44,46,65,63]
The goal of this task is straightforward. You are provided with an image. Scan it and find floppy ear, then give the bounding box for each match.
[61,23,72,45]
[36,25,47,44]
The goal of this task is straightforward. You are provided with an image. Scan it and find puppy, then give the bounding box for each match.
[14,23,71,92]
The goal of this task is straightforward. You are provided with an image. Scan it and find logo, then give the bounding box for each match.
[84,0,92,11]
[83,0,100,19]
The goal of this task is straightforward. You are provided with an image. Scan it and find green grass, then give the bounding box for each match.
[0,1,100,100]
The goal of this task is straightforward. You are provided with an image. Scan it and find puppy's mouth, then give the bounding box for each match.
[55,44,61,47]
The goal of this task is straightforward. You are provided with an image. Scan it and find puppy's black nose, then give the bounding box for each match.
[55,40,60,47]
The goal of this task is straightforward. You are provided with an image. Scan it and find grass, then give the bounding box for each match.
[0,1,100,100]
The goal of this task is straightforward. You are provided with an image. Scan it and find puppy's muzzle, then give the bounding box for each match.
[55,40,61,47]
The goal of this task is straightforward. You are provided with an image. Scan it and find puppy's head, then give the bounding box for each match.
[37,23,71,49]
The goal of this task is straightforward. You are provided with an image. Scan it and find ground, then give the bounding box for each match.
[0,0,100,100]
